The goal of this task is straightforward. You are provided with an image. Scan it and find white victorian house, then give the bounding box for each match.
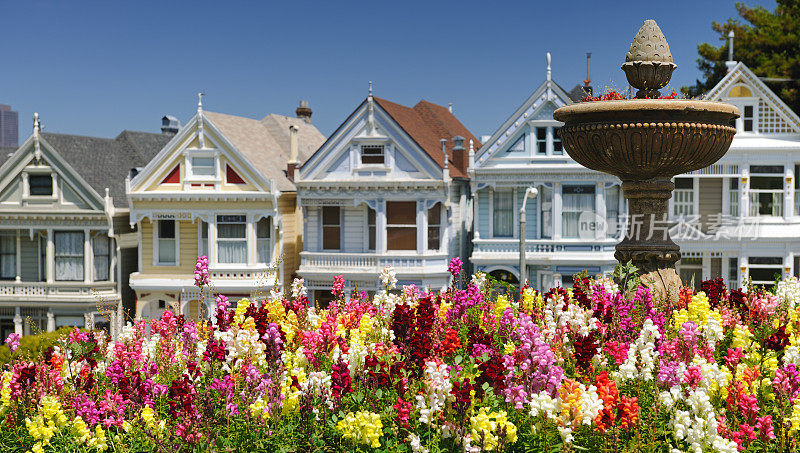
[0,114,170,338]
[296,92,477,305]
[470,56,624,289]
[672,60,800,289]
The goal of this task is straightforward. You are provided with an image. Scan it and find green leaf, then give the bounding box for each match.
[454,355,463,365]
[375,389,383,399]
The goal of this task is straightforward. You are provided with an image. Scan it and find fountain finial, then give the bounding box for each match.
[621,20,677,98]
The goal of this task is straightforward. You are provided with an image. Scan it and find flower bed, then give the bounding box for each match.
[2,258,800,452]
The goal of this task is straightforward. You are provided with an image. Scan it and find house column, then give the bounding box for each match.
[472,187,480,240]
[46,312,55,333]
[247,216,256,266]
[740,169,750,217]
[784,165,793,219]
[722,177,731,216]
[110,237,117,283]
[13,307,22,336]
[553,182,562,240]
[702,253,711,280]
[84,229,91,284]
[15,230,20,282]
[46,229,54,283]
[377,200,387,254]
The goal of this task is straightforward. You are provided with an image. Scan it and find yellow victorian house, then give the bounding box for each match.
[127,96,324,319]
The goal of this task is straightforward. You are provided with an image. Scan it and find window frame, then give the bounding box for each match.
[748,166,784,217]
[322,206,342,251]
[561,184,596,239]
[366,207,376,251]
[386,201,418,251]
[28,174,54,196]
[54,230,85,282]
[256,216,272,265]
[215,214,248,265]
[154,219,179,266]
[492,189,514,238]
[748,256,783,288]
[360,145,386,165]
[0,232,16,281]
[427,202,442,251]
[673,178,695,216]
[92,232,111,282]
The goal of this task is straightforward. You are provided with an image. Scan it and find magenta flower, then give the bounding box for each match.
[4,333,19,352]
[448,257,463,278]
[332,275,345,298]
[194,255,210,287]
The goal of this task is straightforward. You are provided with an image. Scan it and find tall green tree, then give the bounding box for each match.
[684,1,800,113]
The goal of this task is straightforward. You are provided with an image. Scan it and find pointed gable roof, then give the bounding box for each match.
[475,78,574,166]
[202,111,325,191]
[372,97,480,178]
[705,62,800,133]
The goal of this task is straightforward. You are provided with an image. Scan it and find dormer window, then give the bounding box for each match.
[535,128,547,155]
[29,174,53,196]
[361,145,385,165]
[553,127,563,155]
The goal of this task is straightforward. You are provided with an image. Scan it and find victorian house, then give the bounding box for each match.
[127,98,324,319]
[470,55,623,289]
[0,114,170,338]
[672,59,800,289]
[296,90,477,305]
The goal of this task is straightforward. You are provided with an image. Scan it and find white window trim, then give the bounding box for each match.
[183,151,221,185]
[153,219,180,267]
[354,139,392,171]
[197,221,209,258]
[528,121,565,157]
[727,98,759,134]
[426,202,443,252]
[490,188,517,239]
[364,207,377,252]
[560,183,596,239]
[91,231,111,282]
[385,201,419,253]
[22,170,58,202]
[214,213,249,266]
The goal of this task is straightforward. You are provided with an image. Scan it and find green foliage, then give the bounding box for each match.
[613,260,641,294]
[683,0,800,113]
[0,326,73,364]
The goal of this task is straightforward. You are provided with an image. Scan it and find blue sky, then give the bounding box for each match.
[0,0,776,140]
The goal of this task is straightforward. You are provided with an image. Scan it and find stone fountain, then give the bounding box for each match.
[553,20,739,297]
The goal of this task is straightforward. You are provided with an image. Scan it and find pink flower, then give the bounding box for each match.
[331,275,345,298]
[194,255,210,287]
[4,333,19,352]
[448,257,463,278]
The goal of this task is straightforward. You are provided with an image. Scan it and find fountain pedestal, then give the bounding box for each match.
[553,20,739,295]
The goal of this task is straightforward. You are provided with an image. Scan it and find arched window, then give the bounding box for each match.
[728,85,752,97]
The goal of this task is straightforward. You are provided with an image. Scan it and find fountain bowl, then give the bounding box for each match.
[553,99,739,181]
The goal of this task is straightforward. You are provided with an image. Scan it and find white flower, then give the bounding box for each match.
[409,434,429,453]
[291,278,307,299]
[776,276,800,311]
[380,266,397,290]
[470,271,487,289]
[269,287,283,301]
[613,319,661,383]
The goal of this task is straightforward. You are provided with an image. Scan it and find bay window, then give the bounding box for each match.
[55,231,84,281]
[749,165,783,216]
[387,201,417,251]
[493,189,514,238]
[562,185,595,238]
[539,186,553,239]
[156,220,177,265]
[257,217,271,264]
[427,203,442,251]
[322,207,341,251]
[92,234,110,281]
[216,215,247,264]
[0,232,15,280]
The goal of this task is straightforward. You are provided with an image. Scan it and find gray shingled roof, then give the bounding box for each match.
[41,131,172,208]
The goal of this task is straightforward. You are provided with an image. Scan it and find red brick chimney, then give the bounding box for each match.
[451,135,466,174]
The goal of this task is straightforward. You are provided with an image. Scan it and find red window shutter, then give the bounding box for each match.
[160,165,180,184]
[226,165,246,184]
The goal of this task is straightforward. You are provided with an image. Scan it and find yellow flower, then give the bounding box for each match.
[337,411,383,448]
[732,325,754,351]
[470,407,518,451]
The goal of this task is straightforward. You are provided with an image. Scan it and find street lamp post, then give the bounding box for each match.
[519,187,539,290]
